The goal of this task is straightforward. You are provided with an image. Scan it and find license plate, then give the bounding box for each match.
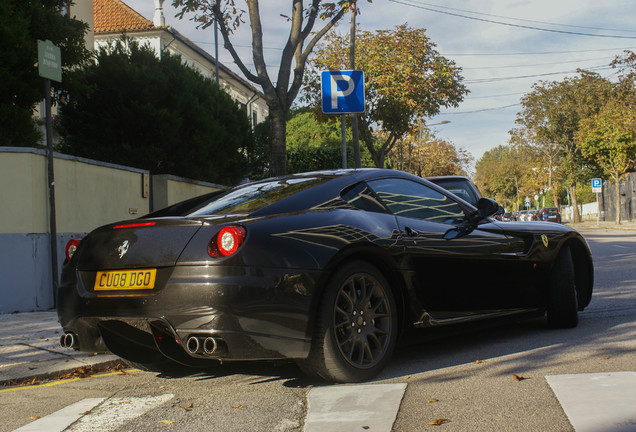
[94,269,156,291]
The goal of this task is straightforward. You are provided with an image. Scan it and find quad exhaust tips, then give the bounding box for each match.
[60,332,78,349]
[185,336,219,356]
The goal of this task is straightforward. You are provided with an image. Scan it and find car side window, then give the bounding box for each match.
[367,178,468,225]
[341,182,389,213]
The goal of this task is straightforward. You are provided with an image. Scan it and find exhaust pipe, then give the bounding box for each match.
[60,332,77,349]
[186,336,200,354]
[203,337,217,355]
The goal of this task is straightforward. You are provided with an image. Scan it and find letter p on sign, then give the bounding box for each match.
[321,70,365,114]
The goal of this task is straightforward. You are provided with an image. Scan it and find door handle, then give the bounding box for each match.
[404,226,418,237]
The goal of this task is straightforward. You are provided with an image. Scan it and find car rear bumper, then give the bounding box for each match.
[57,264,322,363]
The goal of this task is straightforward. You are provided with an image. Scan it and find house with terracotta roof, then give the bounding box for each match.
[88,0,268,127]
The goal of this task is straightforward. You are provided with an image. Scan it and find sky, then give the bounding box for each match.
[125,0,636,170]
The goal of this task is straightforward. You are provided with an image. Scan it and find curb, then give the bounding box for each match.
[0,355,126,388]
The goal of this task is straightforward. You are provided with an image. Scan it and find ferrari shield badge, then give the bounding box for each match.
[117,240,130,258]
[541,234,549,248]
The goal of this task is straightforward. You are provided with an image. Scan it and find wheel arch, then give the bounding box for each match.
[563,237,594,310]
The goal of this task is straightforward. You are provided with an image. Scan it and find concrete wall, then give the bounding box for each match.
[152,174,225,212]
[0,147,227,313]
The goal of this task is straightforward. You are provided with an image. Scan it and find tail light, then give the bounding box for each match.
[208,226,246,258]
[65,239,81,262]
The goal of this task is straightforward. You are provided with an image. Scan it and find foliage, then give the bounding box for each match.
[58,41,253,185]
[249,119,271,180]
[287,109,350,150]
[578,99,636,179]
[171,0,370,176]
[0,0,90,146]
[284,108,374,172]
[512,70,614,221]
[305,24,468,168]
[578,98,636,222]
[474,145,525,210]
[287,146,345,173]
[390,126,472,177]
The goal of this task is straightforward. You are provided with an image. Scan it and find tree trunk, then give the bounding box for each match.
[570,183,581,223]
[615,172,621,224]
[269,106,287,176]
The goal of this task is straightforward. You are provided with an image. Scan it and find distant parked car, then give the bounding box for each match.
[528,209,539,221]
[502,212,515,222]
[539,207,562,223]
[425,175,481,207]
[518,210,529,221]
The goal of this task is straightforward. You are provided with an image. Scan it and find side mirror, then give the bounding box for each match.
[476,197,501,220]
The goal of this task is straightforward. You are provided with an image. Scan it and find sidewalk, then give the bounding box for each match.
[0,311,122,386]
[565,219,636,232]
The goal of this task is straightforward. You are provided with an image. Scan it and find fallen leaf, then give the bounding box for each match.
[159,420,175,424]
[180,403,194,411]
[474,360,484,364]
[29,416,41,420]
[79,410,92,415]
[429,418,451,425]
[603,356,611,360]
[427,399,439,403]
[362,426,370,430]
[231,404,243,409]
[513,374,530,382]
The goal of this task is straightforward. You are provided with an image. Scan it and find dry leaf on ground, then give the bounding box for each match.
[429,418,451,425]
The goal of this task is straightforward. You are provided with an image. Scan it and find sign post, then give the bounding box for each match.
[591,178,602,226]
[321,71,365,168]
[38,40,62,303]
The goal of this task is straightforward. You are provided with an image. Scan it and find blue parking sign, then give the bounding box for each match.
[321,70,365,114]
[591,178,602,193]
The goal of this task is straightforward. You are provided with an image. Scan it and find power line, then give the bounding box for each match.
[465,65,612,84]
[388,0,636,39]
[469,92,526,99]
[400,1,636,34]
[444,47,636,56]
[462,56,615,70]
[439,104,520,115]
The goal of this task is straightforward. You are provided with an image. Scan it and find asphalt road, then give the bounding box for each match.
[2,228,635,432]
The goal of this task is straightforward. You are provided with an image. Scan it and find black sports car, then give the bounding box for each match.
[58,169,593,382]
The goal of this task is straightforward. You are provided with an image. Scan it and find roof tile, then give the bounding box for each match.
[94,0,154,33]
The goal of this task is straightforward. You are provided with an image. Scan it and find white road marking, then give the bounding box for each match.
[304,383,407,432]
[68,394,174,431]
[546,372,636,432]
[13,398,105,432]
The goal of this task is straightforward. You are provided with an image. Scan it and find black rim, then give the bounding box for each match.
[333,273,392,369]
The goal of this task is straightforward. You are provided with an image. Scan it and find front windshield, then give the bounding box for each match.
[188,177,325,216]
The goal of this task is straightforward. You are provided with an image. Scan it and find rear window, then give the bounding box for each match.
[545,208,559,214]
[188,177,326,216]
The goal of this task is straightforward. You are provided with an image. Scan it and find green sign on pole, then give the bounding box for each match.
[38,40,62,82]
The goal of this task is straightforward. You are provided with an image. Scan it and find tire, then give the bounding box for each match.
[547,245,578,329]
[300,261,398,383]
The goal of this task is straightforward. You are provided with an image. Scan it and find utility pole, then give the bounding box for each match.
[349,0,361,168]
